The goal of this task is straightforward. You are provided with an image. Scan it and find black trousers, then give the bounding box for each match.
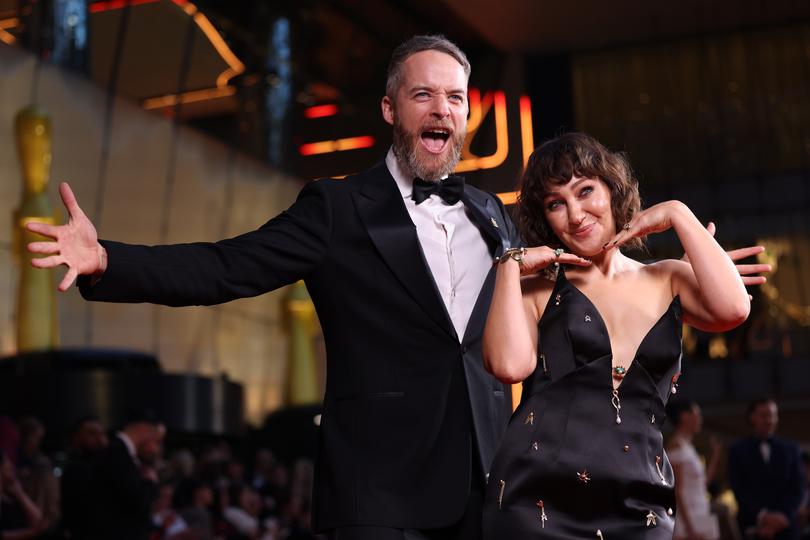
[326,481,484,540]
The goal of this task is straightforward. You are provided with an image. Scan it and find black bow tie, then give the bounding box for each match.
[411,176,465,205]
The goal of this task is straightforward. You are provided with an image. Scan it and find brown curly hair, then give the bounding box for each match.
[516,132,644,252]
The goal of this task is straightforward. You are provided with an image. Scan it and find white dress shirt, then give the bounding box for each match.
[117,432,140,465]
[385,149,492,341]
[759,439,771,464]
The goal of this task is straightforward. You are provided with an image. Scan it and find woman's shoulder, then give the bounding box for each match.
[640,258,695,294]
[611,255,679,304]
[641,257,691,275]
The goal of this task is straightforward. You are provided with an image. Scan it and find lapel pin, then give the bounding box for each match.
[490,217,499,228]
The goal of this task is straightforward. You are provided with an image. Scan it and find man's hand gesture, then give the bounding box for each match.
[26,182,105,291]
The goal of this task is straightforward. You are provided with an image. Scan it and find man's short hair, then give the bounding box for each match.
[746,398,776,418]
[122,409,161,429]
[665,400,697,428]
[386,34,471,99]
[70,415,101,434]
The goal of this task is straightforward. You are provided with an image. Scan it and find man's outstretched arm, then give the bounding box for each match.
[26,181,333,306]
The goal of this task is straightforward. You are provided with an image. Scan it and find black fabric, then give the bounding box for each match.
[60,453,98,539]
[77,160,522,532]
[411,176,464,205]
[86,436,158,540]
[483,268,682,539]
[729,435,805,540]
[0,495,29,531]
[328,483,483,540]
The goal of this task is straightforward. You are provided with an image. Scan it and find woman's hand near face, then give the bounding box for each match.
[605,200,685,248]
[518,246,592,275]
[610,200,750,332]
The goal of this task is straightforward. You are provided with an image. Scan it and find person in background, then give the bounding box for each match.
[15,418,59,534]
[60,416,108,539]
[177,479,215,540]
[667,400,722,540]
[799,451,810,540]
[150,483,191,540]
[0,419,19,466]
[0,449,47,539]
[728,399,805,540]
[88,411,164,540]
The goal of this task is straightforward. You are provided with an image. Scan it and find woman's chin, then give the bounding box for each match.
[563,242,602,259]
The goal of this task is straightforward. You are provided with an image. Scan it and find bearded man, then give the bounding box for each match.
[27,35,520,540]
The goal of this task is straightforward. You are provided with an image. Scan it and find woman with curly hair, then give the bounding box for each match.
[481,132,751,539]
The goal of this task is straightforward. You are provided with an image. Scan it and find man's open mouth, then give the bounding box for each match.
[420,127,451,154]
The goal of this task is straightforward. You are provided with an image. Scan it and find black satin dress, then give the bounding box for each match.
[483,268,682,539]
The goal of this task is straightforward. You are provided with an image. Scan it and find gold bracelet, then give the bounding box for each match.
[493,247,527,266]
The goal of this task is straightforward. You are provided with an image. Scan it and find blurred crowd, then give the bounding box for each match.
[666,398,808,540]
[0,399,807,540]
[0,412,320,540]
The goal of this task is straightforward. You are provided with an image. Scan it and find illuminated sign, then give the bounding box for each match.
[299,88,533,203]
[299,135,375,156]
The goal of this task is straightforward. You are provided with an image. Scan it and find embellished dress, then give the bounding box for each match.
[483,268,682,539]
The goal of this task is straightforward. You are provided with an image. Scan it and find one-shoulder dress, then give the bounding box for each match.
[483,268,682,539]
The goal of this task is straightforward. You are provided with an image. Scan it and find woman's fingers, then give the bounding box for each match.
[558,253,592,266]
[742,276,767,286]
[606,224,635,249]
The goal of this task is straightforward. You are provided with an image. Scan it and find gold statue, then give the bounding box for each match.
[281,280,321,405]
[13,105,58,351]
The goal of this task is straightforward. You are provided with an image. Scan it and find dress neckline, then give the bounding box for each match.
[557,267,680,390]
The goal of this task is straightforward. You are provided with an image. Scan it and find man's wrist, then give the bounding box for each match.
[95,244,107,276]
[89,245,107,286]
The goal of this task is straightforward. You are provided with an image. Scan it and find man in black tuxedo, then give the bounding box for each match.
[728,399,805,540]
[27,35,519,540]
[86,411,163,540]
[61,416,108,539]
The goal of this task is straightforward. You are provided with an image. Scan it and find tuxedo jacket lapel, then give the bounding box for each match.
[354,163,457,340]
[460,189,514,343]
[462,189,512,256]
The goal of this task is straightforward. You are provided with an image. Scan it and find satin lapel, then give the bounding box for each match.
[353,163,457,340]
[460,190,506,343]
[462,190,510,256]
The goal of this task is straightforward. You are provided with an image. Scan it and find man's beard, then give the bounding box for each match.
[391,116,465,182]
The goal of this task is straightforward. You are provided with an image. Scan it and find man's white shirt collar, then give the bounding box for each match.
[385,148,450,201]
[118,432,139,463]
